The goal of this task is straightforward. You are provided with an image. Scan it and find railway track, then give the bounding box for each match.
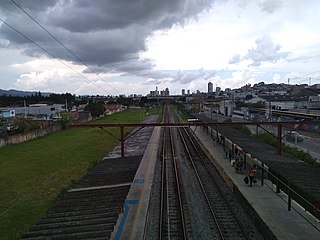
[178,126,249,239]
[159,126,188,239]
[193,113,320,220]
[147,105,260,239]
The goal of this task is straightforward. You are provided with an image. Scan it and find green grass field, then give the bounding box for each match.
[0,108,159,239]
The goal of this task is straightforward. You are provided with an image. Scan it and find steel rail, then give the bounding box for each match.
[159,128,166,240]
[170,125,188,239]
[177,126,225,239]
[158,105,187,240]
[184,128,250,239]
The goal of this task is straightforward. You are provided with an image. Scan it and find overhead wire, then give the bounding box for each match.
[289,69,320,84]
[290,69,320,80]
[8,0,121,95]
[0,18,112,95]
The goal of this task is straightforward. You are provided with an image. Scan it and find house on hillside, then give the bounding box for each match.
[289,87,320,110]
[245,96,266,104]
[241,89,320,122]
[78,111,92,122]
[246,95,309,111]
[104,104,126,115]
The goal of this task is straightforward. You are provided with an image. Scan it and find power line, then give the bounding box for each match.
[0,18,112,95]
[290,69,320,81]
[9,0,120,95]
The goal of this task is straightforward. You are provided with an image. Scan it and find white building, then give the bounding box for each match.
[149,86,160,97]
[13,104,65,119]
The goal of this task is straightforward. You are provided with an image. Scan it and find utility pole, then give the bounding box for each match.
[24,100,27,118]
[268,89,272,122]
[231,93,234,117]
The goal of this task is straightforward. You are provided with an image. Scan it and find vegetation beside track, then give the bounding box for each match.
[232,123,319,167]
[0,107,160,239]
[174,104,191,122]
[255,132,319,167]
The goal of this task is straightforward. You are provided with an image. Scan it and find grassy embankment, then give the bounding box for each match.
[0,107,161,239]
[174,105,191,122]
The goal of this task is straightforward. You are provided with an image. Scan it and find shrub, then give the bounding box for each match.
[228,119,252,136]
[58,113,74,129]
[11,118,41,134]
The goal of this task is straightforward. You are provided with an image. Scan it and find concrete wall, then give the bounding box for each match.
[0,124,62,148]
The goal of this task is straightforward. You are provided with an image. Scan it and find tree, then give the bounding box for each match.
[139,97,148,107]
[84,101,105,117]
[58,112,74,130]
[116,96,133,106]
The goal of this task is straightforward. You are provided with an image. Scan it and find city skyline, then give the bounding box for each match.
[1,1,320,96]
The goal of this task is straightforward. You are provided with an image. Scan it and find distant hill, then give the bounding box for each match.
[0,89,51,97]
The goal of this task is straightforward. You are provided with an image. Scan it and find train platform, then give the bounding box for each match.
[192,126,320,240]
[111,126,161,240]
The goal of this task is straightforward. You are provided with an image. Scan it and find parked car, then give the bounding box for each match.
[286,131,303,142]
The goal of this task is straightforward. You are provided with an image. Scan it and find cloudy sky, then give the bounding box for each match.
[0,0,320,96]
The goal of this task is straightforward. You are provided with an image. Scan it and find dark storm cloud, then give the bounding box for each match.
[0,15,54,45]
[49,0,213,32]
[0,0,214,77]
[83,58,155,74]
[0,0,56,12]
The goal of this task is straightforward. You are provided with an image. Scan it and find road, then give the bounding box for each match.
[283,131,320,161]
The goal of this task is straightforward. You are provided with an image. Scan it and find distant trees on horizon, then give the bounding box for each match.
[0,92,75,107]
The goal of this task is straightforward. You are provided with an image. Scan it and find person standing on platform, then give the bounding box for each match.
[235,146,239,156]
[221,135,225,146]
[248,165,257,187]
